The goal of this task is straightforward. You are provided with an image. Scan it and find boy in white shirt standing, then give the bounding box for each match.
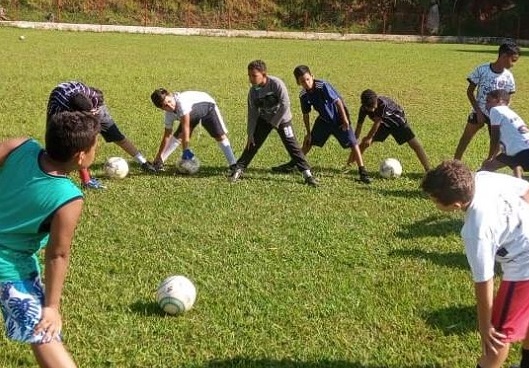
[422,160,529,368]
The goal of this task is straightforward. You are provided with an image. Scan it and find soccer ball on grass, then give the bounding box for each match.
[156,275,197,315]
[177,157,200,175]
[104,157,129,179]
[379,158,402,179]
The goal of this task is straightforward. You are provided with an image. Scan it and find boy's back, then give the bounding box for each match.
[299,79,346,124]
[490,105,529,156]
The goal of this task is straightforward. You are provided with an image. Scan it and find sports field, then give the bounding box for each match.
[0,26,528,367]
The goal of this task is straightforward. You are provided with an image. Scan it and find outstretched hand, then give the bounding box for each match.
[34,306,62,343]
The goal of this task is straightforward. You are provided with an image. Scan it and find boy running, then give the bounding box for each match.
[0,111,100,368]
[422,160,529,368]
[454,41,520,161]
[47,81,156,189]
[229,60,317,186]
[355,89,430,172]
[271,65,371,184]
[149,88,237,171]
[480,89,529,177]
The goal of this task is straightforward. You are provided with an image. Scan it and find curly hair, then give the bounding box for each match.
[421,160,474,206]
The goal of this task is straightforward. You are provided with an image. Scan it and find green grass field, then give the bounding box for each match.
[1,26,528,367]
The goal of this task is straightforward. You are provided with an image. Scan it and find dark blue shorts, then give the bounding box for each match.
[311,116,357,148]
[373,123,415,145]
[496,149,529,170]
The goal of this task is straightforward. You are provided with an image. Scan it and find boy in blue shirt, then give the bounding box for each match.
[0,111,100,367]
[272,65,371,183]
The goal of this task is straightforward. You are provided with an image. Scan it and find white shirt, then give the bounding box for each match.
[462,171,529,282]
[490,105,529,156]
[468,63,515,117]
[164,91,216,129]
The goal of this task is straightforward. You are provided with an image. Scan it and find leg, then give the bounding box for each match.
[407,137,430,171]
[32,341,77,368]
[477,342,510,368]
[114,138,140,157]
[214,134,237,167]
[236,120,273,169]
[276,122,310,172]
[454,121,484,160]
[480,159,507,173]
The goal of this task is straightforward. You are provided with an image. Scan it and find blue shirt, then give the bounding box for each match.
[299,79,347,124]
[0,140,83,281]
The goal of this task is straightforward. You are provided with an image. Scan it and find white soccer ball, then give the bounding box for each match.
[104,157,129,179]
[19,35,25,41]
[156,275,197,315]
[379,158,403,179]
[177,157,200,175]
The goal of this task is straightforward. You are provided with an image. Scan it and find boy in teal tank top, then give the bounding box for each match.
[0,111,100,368]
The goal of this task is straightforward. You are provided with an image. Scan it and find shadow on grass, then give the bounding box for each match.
[396,214,463,239]
[390,248,468,270]
[423,304,475,336]
[376,187,424,199]
[129,300,166,316]
[201,357,442,368]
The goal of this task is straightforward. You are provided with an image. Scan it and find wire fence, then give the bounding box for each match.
[2,0,528,39]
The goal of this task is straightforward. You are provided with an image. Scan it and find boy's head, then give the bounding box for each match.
[150,88,175,112]
[360,89,378,112]
[45,111,100,165]
[293,65,314,90]
[485,89,511,111]
[69,93,94,112]
[421,160,474,211]
[248,59,267,87]
[498,41,520,69]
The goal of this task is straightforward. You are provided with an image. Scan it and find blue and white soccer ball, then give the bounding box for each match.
[177,157,200,175]
[156,275,197,315]
[104,157,129,179]
[379,158,403,179]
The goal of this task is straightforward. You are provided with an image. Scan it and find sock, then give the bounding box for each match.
[161,136,181,162]
[79,168,91,184]
[302,169,312,179]
[133,152,147,164]
[217,138,237,166]
[520,348,529,368]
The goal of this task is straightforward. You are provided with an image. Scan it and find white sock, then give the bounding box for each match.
[134,152,147,164]
[217,138,237,166]
[302,169,312,179]
[161,136,181,162]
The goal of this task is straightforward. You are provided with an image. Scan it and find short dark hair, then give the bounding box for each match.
[360,89,378,108]
[248,60,267,73]
[293,65,311,80]
[499,41,520,56]
[151,88,170,108]
[45,111,101,163]
[69,93,93,112]
[421,160,474,206]
[487,89,511,104]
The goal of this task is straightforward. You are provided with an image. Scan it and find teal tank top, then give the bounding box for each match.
[0,139,83,281]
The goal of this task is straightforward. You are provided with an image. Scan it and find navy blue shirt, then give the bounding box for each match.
[299,79,347,124]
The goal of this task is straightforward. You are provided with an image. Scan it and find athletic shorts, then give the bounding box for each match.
[310,116,357,148]
[491,279,529,343]
[468,112,492,136]
[174,105,227,139]
[97,105,126,143]
[496,149,529,171]
[373,123,415,145]
[0,276,61,344]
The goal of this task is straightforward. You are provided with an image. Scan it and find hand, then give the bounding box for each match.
[246,136,255,149]
[480,326,506,356]
[361,136,372,148]
[182,149,194,160]
[34,306,62,343]
[340,121,350,131]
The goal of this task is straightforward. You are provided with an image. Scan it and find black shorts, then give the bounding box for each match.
[97,105,125,143]
[496,149,529,171]
[311,116,357,148]
[174,104,227,139]
[467,111,491,125]
[373,124,415,145]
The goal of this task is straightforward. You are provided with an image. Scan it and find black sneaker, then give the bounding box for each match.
[304,175,318,187]
[141,162,157,174]
[271,162,296,173]
[153,161,165,172]
[229,168,244,183]
[359,172,372,184]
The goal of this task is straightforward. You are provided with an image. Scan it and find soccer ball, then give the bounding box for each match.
[379,158,403,179]
[177,157,200,175]
[104,157,129,179]
[156,275,197,315]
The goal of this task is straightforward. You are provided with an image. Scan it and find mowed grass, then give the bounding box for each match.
[1,27,529,367]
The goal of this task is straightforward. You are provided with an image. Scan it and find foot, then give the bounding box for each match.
[358,172,372,184]
[82,178,106,190]
[271,162,296,173]
[229,167,244,183]
[141,161,157,173]
[304,175,318,187]
[153,161,165,172]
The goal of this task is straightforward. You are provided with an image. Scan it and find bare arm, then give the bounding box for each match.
[155,128,174,162]
[0,138,27,166]
[334,99,350,131]
[179,114,191,151]
[466,82,479,112]
[475,279,506,355]
[486,125,501,160]
[365,116,382,140]
[302,113,311,135]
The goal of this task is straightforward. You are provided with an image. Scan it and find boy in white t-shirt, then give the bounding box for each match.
[480,89,529,177]
[422,160,529,368]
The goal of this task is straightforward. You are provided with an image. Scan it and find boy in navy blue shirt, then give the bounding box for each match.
[272,65,371,183]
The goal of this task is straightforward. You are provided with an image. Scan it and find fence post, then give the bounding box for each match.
[57,0,61,23]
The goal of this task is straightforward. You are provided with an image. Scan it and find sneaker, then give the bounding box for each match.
[271,162,296,173]
[304,175,318,187]
[141,162,157,174]
[82,178,106,190]
[153,161,165,172]
[359,172,372,184]
[229,168,244,183]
